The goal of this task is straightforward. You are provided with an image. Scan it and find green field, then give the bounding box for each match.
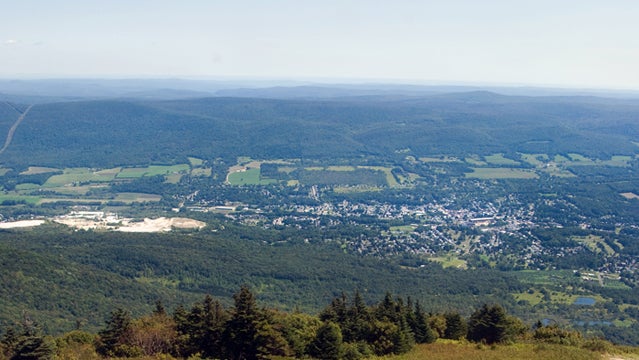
[117,164,190,178]
[428,255,468,269]
[114,192,162,203]
[465,168,538,179]
[520,153,549,167]
[188,157,204,166]
[20,166,60,175]
[227,168,277,185]
[572,235,615,255]
[0,194,40,205]
[44,168,118,186]
[191,167,212,176]
[484,153,520,165]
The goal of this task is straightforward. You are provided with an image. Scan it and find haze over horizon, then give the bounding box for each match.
[2,0,639,90]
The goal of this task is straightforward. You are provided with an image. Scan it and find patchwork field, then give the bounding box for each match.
[465,168,538,179]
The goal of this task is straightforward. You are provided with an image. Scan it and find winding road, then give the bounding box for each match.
[0,104,33,155]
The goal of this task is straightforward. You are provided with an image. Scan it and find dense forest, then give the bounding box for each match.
[0,286,626,360]
[0,93,637,168]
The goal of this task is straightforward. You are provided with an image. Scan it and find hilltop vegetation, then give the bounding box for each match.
[3,285,637,360]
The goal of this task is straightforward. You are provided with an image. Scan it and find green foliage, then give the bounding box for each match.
[95,308,133,357]
[307,322,343,360]
[467,304,524,344]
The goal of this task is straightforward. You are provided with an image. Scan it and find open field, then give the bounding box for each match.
[0,168,10,176]
[45,168,118,186]
[465,168,538,179]
[621,192,639,200]
[572,235,615,255]
[191,167,212,176]
[114,192,162,203]
[419,156,462,163]
[227,168,277,185]
[117,164,189,178]
[429,255,468,269]
[20,166,60,175]
[0,194,40,205]
[484,153,520,165]
[374,341,606,360]
[188,157,204,166]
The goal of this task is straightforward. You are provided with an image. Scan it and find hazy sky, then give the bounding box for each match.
[1,0,638,89]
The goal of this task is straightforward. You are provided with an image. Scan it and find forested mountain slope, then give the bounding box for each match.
[0,93,637,168]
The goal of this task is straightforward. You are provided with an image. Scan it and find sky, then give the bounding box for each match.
[1,0,638,89]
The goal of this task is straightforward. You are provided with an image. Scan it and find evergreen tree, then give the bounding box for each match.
[467,304,515,344]
[96,308,134,357]
[409,301,436,344]
[444,312,468,340]
[224,286,288,360]
[3,317,55,360]
[344,290,371,342]
[307,322,343,360]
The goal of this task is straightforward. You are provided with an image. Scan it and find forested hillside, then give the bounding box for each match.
[1,93,637,168]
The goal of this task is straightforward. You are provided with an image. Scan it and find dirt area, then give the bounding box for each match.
[53,215,206,232]
[117,217,206,232]
[621,192,639,200]
[0,220,46,228]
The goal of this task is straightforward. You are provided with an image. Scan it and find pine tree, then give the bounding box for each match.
[96,308,133,357]
[444,312,467,340]
[224,286,287,360]
[467,304,513,344]
[307,322,343,360]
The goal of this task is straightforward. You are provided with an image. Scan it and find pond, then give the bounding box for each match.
[573,297,596,306]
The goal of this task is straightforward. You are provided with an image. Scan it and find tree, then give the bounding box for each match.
[307,322,343,360]
[96,308,137,357]
[410,301,436,344]
[444,312,467,340]
[224,286,288,360]
[467,304,523,344]
[2,316,55,360]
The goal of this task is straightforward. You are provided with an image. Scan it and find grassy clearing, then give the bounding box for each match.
[465,157,487,166]
[419,156,462,163]
[515,270,577,285]
[188,157,204,166]
[20,166,60,175]
[0,194,40,205]
[227,168,277,185]
[484,153,520,165]
[465,168,538,179]
[326,166,356,171]
[572,235,615,255]
[117,164,189,178]
[360,166,398,187]
[520,153,549,167]
[44,168,117,186]
[375,341,602,360]
[191,168,212,177]
[165,173,183,184]
[333,185,383,193]
[429,255,468,269]
[114,192,162,203]
[15,183,40,190]
[390,225,417,233]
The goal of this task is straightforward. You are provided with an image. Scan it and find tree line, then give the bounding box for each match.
[1,286,599,360]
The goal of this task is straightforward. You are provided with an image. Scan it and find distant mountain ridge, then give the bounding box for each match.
[0,91,636,168]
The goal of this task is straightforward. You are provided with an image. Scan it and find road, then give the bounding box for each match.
[0,104,33,155]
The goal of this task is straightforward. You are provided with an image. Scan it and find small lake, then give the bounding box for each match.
[573,297,596,306]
